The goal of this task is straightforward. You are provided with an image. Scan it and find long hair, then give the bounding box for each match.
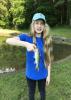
[30,21,53,67]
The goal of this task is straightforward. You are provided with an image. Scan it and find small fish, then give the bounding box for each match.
[34,48,39,71]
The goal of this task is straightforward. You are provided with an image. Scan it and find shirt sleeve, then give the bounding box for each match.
[18,33,28,41]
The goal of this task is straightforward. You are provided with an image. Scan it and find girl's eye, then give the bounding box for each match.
[35,22,39,24]
[35,21,44,25]
[36,21,39,24]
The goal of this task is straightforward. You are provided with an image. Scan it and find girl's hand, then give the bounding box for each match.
[26,43,36,51]
[46,63,51,86]
[46,75,50,86]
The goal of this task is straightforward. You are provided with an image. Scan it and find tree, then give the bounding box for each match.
[0,0,8,28]
[54,0,71,25]
[10,0,25,29]
[0,0,25,29]
[23,0,36,27]
[24,0,57,27]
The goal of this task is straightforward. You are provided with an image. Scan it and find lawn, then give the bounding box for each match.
[0,29,20,36]
[50,26,71,38]
[0,28,28,44]
[0,36,7,44]
[0,57,71,100]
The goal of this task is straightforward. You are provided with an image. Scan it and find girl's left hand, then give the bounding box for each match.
[46,75,50,86]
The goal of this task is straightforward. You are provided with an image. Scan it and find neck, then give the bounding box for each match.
[36,33,41,37]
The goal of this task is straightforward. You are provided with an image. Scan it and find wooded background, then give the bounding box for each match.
[0,0,71,29]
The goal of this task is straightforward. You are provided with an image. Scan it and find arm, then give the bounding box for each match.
[6,37,29,47]
[46,49,51,86]
[6,37,36,51]
[46,36,53,86]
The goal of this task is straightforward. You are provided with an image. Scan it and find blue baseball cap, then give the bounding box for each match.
[32,13,46,22]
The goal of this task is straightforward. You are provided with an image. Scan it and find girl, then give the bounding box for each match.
[6,13,53,100]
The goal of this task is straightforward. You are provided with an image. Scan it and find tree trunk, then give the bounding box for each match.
[64,0,68,24]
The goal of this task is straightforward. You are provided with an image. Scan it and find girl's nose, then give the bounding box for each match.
[38,23,41,27]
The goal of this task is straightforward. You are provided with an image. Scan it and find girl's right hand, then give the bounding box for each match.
[26,43,36,51]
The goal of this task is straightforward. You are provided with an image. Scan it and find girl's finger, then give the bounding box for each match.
[33,44,36,49]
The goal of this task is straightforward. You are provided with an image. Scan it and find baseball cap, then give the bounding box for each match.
[32,13,46,22]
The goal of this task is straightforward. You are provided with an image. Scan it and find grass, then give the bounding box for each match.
[0,57,71,100]
[50,26,71,38]
[0,28,28,44]
[47,57,71,100]
[0,36,7,44]
[0,29,20,36]
[0,71,28,100]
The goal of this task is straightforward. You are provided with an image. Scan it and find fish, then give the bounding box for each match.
[34,48,39,71]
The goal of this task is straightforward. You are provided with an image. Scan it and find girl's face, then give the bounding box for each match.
[33,20,45,34]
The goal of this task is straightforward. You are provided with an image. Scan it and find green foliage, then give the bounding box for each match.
[10,0,25,29]
[23,0,36,27]
[24,0,57,27]
[0,20,6,27]
[0,0,8,28]
[0,0,25,29]
[0,0,71,28]
[37,2,57,26]
[68,2,71,18]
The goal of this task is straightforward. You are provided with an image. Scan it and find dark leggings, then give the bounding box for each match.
[26,77,46,100]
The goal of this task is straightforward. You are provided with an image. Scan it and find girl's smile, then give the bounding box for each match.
[33,20,45,34]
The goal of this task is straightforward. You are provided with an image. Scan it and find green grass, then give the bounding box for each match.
[0,28,28,43]
[0,36,7,44]
[47,57,71,100]
[0,57,71,100]
[0,29,20,36]
[0,28,19,44]
[50,26,71,38]
[0,71,28,100]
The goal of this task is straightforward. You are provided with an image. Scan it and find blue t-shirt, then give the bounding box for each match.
[18,33,48,80]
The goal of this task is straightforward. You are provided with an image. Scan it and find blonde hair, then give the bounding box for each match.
[30,21,49,36]
[30,21,53,67]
